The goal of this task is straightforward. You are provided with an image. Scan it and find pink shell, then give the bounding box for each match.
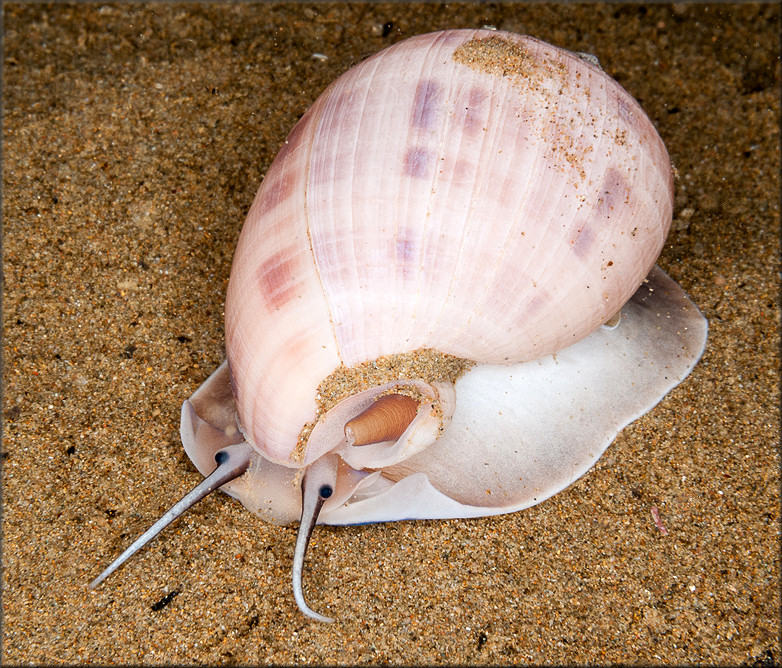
[225,29,673,466]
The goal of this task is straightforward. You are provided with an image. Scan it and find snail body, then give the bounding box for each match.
[92,29,707,622]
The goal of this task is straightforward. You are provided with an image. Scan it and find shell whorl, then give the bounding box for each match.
[225,29,673,465]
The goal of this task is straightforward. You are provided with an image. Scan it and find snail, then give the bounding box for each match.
[90,29,707,622]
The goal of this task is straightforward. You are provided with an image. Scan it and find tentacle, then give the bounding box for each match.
[89,442,254,589]
[292,454,338,622]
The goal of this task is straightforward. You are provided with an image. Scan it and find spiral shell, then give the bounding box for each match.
[225,29,674,468]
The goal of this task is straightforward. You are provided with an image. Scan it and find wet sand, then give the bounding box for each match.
[2,3,779,665]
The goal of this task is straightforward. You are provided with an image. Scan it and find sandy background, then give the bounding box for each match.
[2,3,779,665]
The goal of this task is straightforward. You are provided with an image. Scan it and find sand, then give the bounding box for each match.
[2,3,779,665]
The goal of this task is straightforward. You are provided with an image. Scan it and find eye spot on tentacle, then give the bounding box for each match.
[319,485,333,499]
[402,146,433,179]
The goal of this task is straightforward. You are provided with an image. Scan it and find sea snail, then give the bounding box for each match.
[90,29,707,622]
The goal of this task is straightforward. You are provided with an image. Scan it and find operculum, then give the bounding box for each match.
[294,348,471,466]
[305,379,457,470]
